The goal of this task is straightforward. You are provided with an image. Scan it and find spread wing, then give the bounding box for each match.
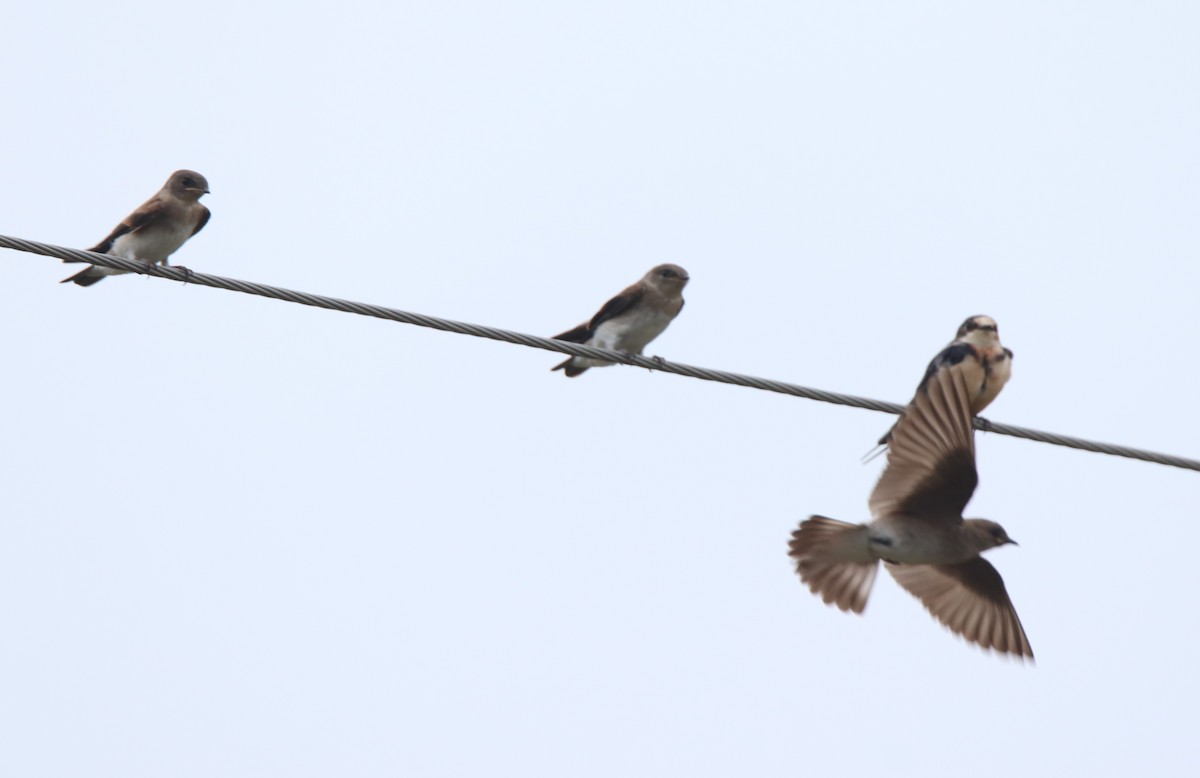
[876,343,980,447]
[868,360,978,521]
[87,196,171,254]
[915,343,978,396]
[886,558,1033,659]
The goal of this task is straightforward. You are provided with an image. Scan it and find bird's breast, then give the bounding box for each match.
[973,348,1013,413]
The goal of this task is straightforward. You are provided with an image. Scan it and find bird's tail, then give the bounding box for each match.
[862,420,900,462]
[861,443,888,463]
[788,515,878,614]
[60,266,108,287]
[550,325,593,377]
[551,358,588,377]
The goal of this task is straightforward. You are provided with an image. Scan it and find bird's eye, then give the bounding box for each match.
[660,270,672,277]
[183,178,194,187]
[991,528,1004,539]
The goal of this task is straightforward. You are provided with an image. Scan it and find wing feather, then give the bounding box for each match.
[886,558,1033,659]
[586,283,645,331]
[87,197,172,254]
[191,205,211,237]
[551,323,593,343]
[868,362,978,521]
[552,281,647,344]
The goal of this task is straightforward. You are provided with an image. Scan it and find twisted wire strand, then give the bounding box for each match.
[3,233,1197,472]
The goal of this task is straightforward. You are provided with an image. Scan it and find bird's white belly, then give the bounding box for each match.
[592,310,672,354]
[111,223,191,263]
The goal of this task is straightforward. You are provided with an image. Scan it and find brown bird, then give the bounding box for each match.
[789,356,1033,660]
[872,315,1013,453]
[62,170,211,287]
[551,264,689,377]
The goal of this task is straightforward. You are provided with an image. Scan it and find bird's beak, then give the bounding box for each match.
[1007,538,1019,546]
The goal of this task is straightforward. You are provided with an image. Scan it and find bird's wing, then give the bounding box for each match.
[876,343,978,446]
[551,281,647,343]
[868,358,978,521]
[87,195,171,254]
[551,323,594,343]
[915,343,978,396]
[191,205,211,237]
[585,282,645,331]
[885,558,1033,659]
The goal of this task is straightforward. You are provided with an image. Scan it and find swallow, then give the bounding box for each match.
[789,357,1033,659]
[551,264,689,377]
[873,315,1013,453]
[62,170,211,287]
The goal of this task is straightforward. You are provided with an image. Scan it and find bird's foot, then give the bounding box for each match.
[977,416,994,433]
[174,265,194,284]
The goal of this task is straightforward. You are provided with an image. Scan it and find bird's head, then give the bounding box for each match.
[645,263,690,294]
[964,519,1018,552]
[167,170,211,200]
[956,315,1002,348]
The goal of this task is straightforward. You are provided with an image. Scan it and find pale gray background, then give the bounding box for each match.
[2,2,1197,776]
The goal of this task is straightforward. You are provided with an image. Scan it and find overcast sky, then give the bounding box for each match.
[2,2,1198,776]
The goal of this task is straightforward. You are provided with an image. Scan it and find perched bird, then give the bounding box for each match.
[789,358,1033,659]
[871,315,1013,454]
[551,264,689,377]
[61,170,211,287]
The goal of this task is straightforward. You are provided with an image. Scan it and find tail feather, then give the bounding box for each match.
[789,516,878,614]
[60,266,107,287]
[551,358,587,377]
[551,325,593,377]
[861,443,888,463]
[863,418,901,461]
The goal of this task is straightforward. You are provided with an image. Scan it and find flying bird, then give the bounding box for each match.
[61,170,211,287]
[551,264,689,377]
[789,358,1033,660]
[872,315,1013,453]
